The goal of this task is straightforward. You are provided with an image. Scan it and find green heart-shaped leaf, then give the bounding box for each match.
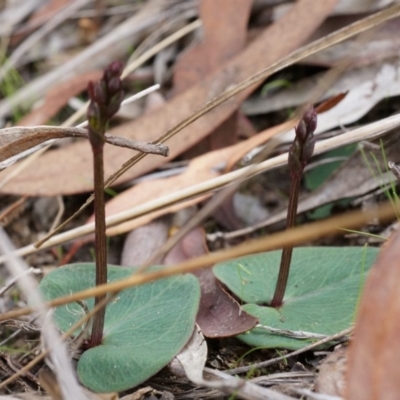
[213,247,378,349]
[40,263,200,392]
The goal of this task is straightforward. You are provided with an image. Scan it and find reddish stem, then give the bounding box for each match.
[89,144,107,347]
[271,175,301,307]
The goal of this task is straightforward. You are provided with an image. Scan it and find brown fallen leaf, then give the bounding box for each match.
[163,228,258,338]
[0,0,337,196]
[174,0,252,156]
[173,0,252,95]
[345,227,400,399]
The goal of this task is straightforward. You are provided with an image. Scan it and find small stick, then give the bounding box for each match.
[226,327,352,375]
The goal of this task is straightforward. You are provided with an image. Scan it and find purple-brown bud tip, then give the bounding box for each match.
[302,105,317,135]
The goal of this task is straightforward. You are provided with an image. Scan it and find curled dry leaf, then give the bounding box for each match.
[0,0,336,195]
[174,325,207,385]
[0,126,168,168]
[346,227,400,399]
[245,52,400,122]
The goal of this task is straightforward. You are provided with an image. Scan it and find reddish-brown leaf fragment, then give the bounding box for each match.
[315,92,348,113]
[164,228,258,338]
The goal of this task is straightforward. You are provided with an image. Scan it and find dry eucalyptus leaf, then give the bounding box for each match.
[277,60,400,143]
[174,0,252,156]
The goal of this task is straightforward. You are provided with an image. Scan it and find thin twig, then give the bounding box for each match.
[226,328,352,375]
[0,125,168,166]
[0,267,41,296]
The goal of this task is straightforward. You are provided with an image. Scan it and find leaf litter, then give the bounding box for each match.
[2,1,400,399]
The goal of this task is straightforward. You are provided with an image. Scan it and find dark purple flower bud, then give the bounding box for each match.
[107,91,125,119]
[107,76,122,96]
[288,105,318,176]
[295,120,307,141]
[87,61,124,143]
[109,61,124,76]
[301,136,316,163]
[303,105,317,134]
[93,82,107,105]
